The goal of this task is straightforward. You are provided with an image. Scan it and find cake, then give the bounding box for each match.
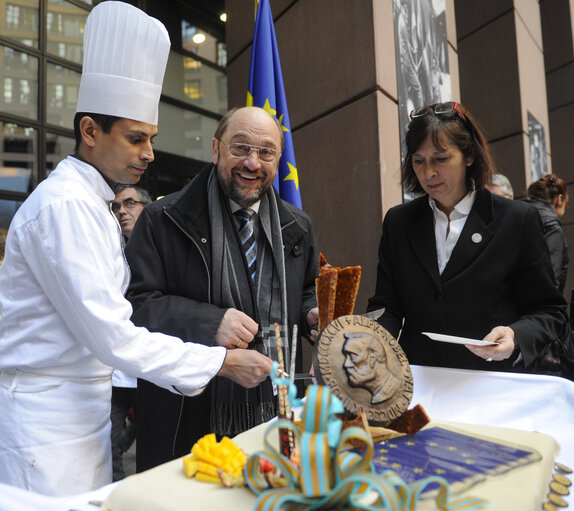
[101,420,559,511]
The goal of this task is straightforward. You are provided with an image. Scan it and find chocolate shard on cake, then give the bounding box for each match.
[315,253,361,332]
[386,404,431,435]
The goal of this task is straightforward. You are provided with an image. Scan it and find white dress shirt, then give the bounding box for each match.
[429,190,476,274]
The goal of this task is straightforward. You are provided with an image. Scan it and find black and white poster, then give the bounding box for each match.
[393,0,451,155]
[527,111,547,182]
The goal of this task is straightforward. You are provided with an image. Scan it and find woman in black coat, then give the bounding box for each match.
[367,102,569,372]
[525,173,569,294]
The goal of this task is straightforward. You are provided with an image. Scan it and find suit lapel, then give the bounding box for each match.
[441,190,494,282]
[407,199,442,288]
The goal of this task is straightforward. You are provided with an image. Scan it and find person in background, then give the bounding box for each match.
[109,184,152,481]
[367,101,568,374]
[125,106,319,472]
[112,184,152,243]
[486,173,514,199]
[0,3,272,496]
[524,174,569,294]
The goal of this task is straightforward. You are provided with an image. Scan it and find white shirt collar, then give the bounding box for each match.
[67,155,115,202]
[428,190,476,218]
[428,190,477,274]
[229,199,261,214]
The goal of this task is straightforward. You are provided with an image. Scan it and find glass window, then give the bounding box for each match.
[2,2,39,48]
[0,121,37,248]
[163,50,228,115]
[0,45,38,121]
[155,102,218,162]
[46,132,75,173]
[0,123,37,192]
[46,62,81,129]
[47,0,87,65]
[181,20,226,67]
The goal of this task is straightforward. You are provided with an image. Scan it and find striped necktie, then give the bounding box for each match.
[234,208,257,280]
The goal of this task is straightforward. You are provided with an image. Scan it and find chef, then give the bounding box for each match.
[0,1,272,497]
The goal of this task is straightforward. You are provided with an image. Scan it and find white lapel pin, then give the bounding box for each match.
[471,233,482,244]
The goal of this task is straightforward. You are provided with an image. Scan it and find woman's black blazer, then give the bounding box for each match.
[368,189,568,372]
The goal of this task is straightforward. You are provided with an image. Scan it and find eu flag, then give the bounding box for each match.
[247,0,302,208]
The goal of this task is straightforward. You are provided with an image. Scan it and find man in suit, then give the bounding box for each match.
[125,106,319,471]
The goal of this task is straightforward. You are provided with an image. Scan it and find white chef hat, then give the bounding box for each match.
[76,1,170,125]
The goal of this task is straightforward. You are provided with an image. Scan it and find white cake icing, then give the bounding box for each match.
[101,420,558,511]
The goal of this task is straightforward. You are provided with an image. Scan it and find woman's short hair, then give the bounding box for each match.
[402,102,495,195]
[527,173,568,203]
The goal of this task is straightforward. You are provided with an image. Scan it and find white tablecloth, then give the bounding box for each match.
[2,365,573,510]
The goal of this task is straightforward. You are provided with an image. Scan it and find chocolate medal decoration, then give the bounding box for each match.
[553,473,572,487]
[555,462,573,474]
[313,314,413,424]
[549,481,569,496]
[547,492,568,507]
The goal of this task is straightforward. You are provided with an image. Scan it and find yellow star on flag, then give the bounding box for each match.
[284,161,299,190]
[277,113,290,132]
[262,98,276,117]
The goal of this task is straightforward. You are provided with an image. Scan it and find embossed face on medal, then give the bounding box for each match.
[313,315,413,424]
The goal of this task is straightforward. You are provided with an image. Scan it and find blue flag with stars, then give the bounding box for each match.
[247,0,302,208]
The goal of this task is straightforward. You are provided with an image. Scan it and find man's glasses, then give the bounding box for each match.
[111,199,145,213]
[409,101,468,124]
[222,141,280,163]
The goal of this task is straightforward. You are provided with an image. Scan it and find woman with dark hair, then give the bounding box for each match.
[525,174,569,294]
[367,102,569,373]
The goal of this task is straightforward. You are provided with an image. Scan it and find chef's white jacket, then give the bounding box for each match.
[0,156,226,495]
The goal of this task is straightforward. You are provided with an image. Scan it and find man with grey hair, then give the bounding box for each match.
[486,173,514,199]
[112,184,152,241]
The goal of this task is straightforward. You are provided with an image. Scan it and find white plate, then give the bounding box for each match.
[422,332,498,346]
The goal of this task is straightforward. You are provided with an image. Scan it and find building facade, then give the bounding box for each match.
[1,0,572,308]
[0,0,227,259]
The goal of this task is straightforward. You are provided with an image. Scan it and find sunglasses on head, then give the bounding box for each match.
[409,101,468,124]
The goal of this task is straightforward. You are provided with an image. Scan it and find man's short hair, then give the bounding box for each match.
[73,112,122,152]
[114,183,153,205]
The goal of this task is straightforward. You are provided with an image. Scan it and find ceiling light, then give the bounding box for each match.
[192,33,206,44]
